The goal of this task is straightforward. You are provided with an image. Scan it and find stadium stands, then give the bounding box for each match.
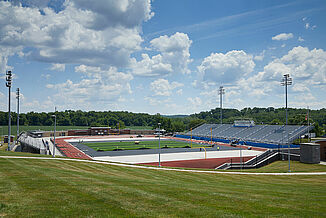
[178,122,313,149]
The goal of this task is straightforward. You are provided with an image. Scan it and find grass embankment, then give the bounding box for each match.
[0,156,325,217]
[83,140,191,151]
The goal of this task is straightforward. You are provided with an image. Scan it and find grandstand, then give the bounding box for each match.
[176,121,314,149]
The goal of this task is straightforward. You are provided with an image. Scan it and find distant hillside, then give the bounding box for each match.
[163,115,189,119]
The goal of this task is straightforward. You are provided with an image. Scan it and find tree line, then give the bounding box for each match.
[0,107,325,136]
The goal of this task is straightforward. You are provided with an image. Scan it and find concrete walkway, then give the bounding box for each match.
[1,156,325,176]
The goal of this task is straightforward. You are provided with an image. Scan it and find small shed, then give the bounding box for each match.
[300,143,320,164]
[314,140,326,161]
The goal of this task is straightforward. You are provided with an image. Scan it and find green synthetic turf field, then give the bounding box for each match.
[83,140,193,151]
[0,155,325,217]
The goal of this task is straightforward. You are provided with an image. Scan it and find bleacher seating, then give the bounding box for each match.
[183,123,313,146]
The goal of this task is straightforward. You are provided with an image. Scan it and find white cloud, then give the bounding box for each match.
[50,63,65,72]
[241,46,326,101]
[150,78,183,96]
[0,1,153,67]
[131,32,192,77]
[254,50,265,61]
[46,65,133,109]
[302,17,317,30]
[298,37,304,42]
[41,74,51,80]
[72,0,154,30]
[130,53,172,77]
[197,50,255,85]
[187,97,202,108]
[272,33,293,41]
[305,23,310,29]
[305,23,316,30]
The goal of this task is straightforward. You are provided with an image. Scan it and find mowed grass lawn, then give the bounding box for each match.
[0,156,325,217]
[83,140,192,151]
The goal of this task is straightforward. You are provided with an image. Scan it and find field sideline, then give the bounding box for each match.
[0,155,325,217]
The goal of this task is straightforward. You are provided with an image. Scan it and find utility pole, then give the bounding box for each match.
[16,88,20,142]
[281,74,292,172]
[307,106,310,142]
[218,86,225,125]
[6,71,12,151]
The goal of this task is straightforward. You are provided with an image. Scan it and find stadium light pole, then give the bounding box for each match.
[158,122,161,167]
[281,74,292,173]
[218,86,225,125]
[307,106,310,142]
[6,71,12,151]
[16,88,20,143]
[51,114,56,157]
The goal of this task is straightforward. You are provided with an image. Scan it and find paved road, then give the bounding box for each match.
[1,156,325,176]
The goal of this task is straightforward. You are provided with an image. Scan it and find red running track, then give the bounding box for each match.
[54,137,92,160]
[140,156,255,169]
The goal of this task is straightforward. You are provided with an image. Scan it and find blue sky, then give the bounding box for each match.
[0,0,325,114]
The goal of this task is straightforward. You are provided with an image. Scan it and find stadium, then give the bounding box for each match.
[16,118,317,170]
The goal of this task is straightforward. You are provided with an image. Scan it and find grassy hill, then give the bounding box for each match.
[0,154,325,217]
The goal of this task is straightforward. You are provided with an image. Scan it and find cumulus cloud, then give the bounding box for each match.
[130,32,192,76]
[187,97,202,108]
[197,50,255,85]
[49,63,65,72]
[72,0,154,30]
[298,37,304,42]
[46,65,133,109]
[150,78,184,96]
[241,46,326,100]
[0,0,152,67]
[130,53,172,77]
[272,33,293,41]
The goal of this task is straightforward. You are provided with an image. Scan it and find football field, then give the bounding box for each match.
[82,139,192,151]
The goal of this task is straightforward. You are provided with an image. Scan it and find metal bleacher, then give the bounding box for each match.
[183,122,313,146]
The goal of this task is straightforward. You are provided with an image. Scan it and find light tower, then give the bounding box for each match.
[218,86,225,125]
[6,71,12,151]
[16,88,20,142]
[281,74,292,172]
